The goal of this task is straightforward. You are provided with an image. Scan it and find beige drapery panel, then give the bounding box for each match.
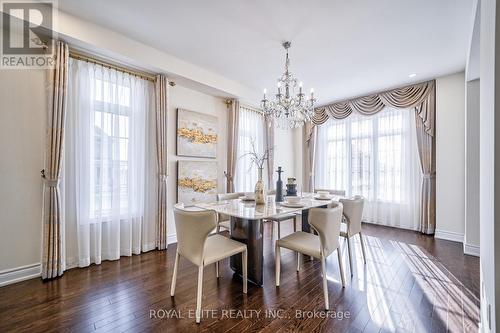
[226,99,240,192]
[302,121,317,193]
[265,118,275,190]
[42,41,69,279]
[155,75,168,250]
[310,80,436,234]
[415,107,436,234]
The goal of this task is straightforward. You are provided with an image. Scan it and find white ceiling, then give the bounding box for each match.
[58,0,475,105]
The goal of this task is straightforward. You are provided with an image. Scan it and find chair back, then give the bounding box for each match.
[315,188,346,196]
[173,207,217,266]
[217,193,242,222]
[217,192,243,201]
[308,202,343,257]
[339,196,364,235]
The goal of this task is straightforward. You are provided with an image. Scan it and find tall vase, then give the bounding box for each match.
[275,166,284,202]
[255,167,265,205]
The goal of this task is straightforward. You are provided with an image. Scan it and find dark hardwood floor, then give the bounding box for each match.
[0,221,480,333]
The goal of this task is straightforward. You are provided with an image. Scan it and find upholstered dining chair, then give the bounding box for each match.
[315,188,347,196]
[265,189,298,239]
[275,202,345,310]
[216,192,244,234]
[339,196,366,276]
[170,204,248,323]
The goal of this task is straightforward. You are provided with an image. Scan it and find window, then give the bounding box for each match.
[66,60,151,225]
[234,106,266,192]
[315,107,421,229]
[66,58,156,266]
[91,79,131,218]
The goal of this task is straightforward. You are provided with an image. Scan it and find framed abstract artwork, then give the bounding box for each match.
[176,108,218,158]
[177,160,218,204]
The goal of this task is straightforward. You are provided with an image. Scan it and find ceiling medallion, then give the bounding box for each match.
[261,41,316,129]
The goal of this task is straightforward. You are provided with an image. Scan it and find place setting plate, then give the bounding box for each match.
[280,197,305,208]
[313,195,333,201]
[280,202,305,208]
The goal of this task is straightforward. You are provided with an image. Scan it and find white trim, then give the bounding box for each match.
[362,221,420,232]
[434,229,464,243]
[167,233,177,245]
[0,263,41,287]
[464,243,480,257]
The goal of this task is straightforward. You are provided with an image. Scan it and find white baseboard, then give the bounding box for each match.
[434,229,464,243]
[464,243,480,257]
[0,263,41,287]
[167,234,177,245]
[362,220,420,232]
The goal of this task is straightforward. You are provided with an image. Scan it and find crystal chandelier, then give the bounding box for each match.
[261,41,316,129]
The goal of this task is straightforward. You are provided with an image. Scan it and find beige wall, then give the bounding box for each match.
[166,86,228,243]
[465,78,480,252]
[435,72,466,241]
[0,69,46,271]
[274,127,297,183]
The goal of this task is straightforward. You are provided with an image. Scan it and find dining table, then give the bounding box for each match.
[195,192,342,286]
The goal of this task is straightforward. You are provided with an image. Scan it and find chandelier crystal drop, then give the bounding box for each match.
[261,41,316,129]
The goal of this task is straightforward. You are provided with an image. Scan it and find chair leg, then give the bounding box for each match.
[242,249,248,294]
[277,221,281,239]
[293,216,297,232]
[337,248,346,288]
[215,261,219,278]
[346,236,353,277]
[296,252,301,272]
[359,233,367,264]
[196,266,204,323]
[309,228,314,261]
[170,251,180,296]
[310,235,314,261]
[275,243,281,286]
[321,256,329,310]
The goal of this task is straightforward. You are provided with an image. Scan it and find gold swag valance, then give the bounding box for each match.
[312,80,435,137]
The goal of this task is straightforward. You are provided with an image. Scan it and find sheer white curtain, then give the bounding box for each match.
[234,106,266,192]
[64,59,156,267]
[315,107,421,230]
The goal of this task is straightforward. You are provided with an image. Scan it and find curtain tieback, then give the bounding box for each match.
[422,174,436,179]
[158,174,167,182]
[43,177,59,187]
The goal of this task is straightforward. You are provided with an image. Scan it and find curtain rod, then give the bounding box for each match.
[69,50,158,83]
[240,104,264,115]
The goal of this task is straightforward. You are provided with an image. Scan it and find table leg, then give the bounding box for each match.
[302,209,311,232]
[302,205,328,232]
[230,217,264,286]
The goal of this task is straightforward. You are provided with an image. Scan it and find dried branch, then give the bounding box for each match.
[239,138,273,172]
